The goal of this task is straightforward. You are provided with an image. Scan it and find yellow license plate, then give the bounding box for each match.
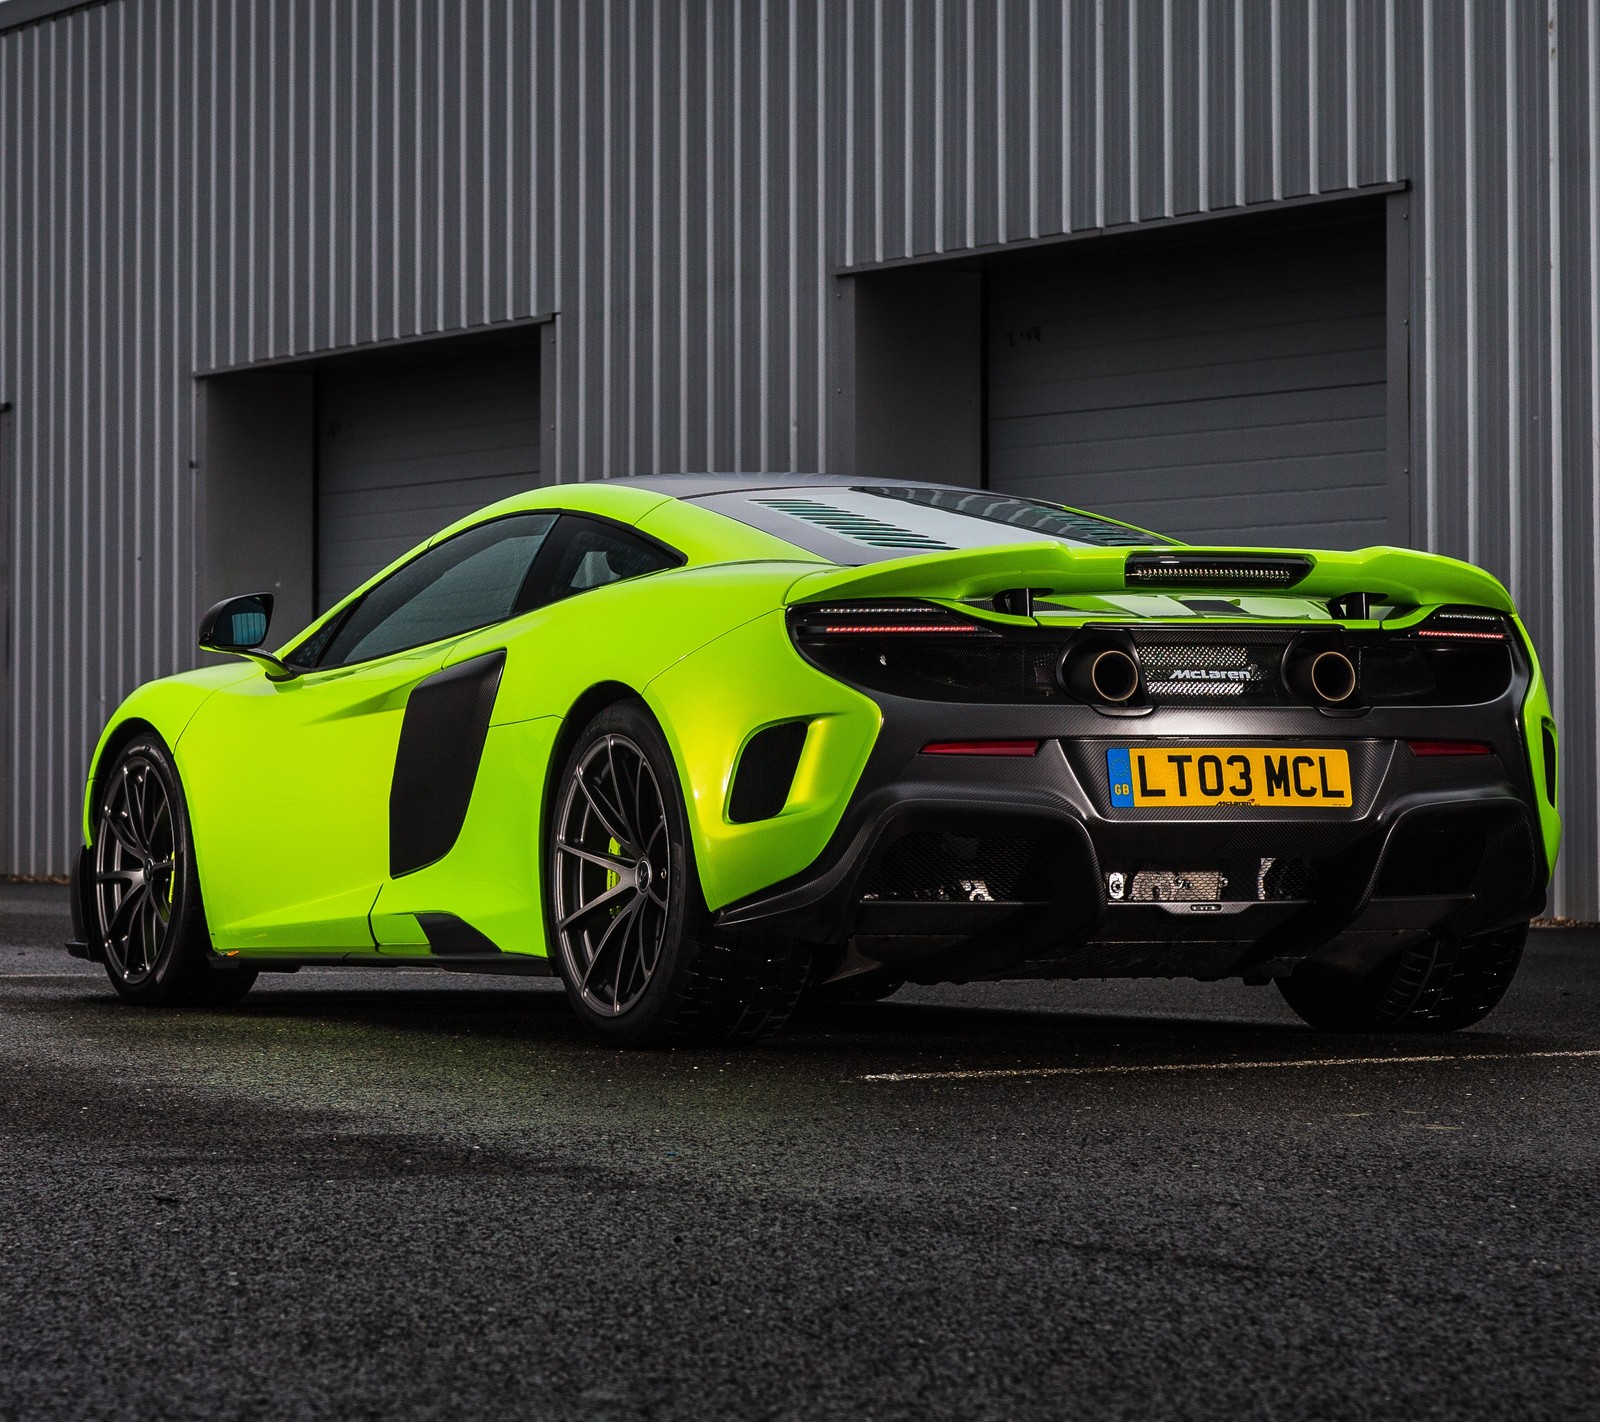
[1107,747,1352,808]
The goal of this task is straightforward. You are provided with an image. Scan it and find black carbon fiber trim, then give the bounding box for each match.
[416,912,503,955]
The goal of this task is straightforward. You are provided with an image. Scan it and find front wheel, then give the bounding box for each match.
[1277,922,1527,1032]
[91,734,257,1007]
[546,701,811,1047]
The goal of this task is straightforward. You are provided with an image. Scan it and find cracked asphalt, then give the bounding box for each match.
[2,881,1597,1421]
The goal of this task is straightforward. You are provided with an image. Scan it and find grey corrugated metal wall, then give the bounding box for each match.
[2,0,1598,919]
[984,215,1390,546]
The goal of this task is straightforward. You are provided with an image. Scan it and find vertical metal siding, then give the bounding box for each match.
[2,0,1598,918]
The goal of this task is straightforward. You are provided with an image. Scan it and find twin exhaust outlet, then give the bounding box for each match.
[1060,643,1358,707]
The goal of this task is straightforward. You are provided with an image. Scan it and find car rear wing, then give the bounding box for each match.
[783,542,1517,616]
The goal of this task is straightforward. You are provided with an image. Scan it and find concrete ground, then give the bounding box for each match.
[2,881,1596,1421]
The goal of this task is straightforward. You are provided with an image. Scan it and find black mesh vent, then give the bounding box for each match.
[1137,640,1280,701]
[863,832,1044,903]
[728,721,809,824]
[1105,857,1316,902]
[1260,857,1317,899]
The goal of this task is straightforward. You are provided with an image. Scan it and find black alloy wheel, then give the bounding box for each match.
[547,701,811,1047]
[551,730,673,1018]
[92,735,256,1006]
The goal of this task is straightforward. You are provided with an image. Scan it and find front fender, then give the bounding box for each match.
[80,664,257,844]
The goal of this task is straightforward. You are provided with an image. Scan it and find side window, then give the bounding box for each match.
[517,515,683,612]
[307,512,557,668]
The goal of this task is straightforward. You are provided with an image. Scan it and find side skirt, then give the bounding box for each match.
[208,953,554,977]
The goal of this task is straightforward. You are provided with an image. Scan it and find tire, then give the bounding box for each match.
[1277,922,1527,1033]
[546,701,812,1048]
[90,734,258,1007]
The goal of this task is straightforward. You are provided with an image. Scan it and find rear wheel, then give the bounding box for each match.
[1277,922,1527,1032]
[92,734,257,1007]
[547,702,811,1047]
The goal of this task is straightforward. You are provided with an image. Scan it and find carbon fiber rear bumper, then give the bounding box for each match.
[715,691,1549,985]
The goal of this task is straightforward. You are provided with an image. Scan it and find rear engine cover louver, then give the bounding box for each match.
[754,498,953,551]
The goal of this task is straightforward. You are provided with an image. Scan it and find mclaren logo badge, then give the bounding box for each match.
[1168,668,1257,683]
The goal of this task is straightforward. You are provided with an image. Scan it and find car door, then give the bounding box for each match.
[181,512,557,954]
[366,513,686,953]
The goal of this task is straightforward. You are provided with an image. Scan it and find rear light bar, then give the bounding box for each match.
[791,601,991,636]
[1405,739,1494,757]
[1417,608,1509,641]
[1124,552,1313,589]
[921,740,1042,757]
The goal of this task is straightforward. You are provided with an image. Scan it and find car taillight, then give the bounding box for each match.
[790,602,990,637]
[1416,608,1508,641]
[1405,739,1494,757]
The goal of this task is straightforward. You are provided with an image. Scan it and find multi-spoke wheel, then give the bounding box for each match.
[91,735,256,1006]
[546,701,812,1047]
[551,733,672,1018]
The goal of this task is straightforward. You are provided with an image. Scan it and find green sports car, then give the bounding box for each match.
[67,476,1561,1045]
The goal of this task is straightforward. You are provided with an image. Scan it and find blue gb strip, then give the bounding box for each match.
[1106,747,1134,807]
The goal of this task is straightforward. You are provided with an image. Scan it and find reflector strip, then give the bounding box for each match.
[1405,739,1494,757]
[922,740,1042,757]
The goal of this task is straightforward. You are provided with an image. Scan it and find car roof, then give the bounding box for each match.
[604,473,974,500]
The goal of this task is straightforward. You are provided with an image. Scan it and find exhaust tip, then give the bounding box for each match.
[1088,648,1141,704]
[1308,649,1357,704]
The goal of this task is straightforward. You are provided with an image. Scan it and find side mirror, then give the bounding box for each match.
[199,593,273,651]
[198,594,296,680]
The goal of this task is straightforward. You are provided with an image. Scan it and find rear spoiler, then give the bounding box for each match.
[783,542,1516,615]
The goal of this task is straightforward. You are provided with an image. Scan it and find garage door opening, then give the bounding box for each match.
[200,324,547,642]
[984,204,1396,549]
[315,339,542,612]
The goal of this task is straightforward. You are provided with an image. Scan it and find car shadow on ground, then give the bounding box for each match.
[38,973,1531,1078]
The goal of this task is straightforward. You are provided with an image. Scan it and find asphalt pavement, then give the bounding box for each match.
[2,880,1597,1421]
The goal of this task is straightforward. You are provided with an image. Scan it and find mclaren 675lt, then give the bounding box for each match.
[68,475,1560,1046]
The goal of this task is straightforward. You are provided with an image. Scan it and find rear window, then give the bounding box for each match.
[696,484,1169,565]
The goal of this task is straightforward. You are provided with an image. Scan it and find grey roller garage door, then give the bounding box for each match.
[316,345,541,610]
[986,216,1388,549]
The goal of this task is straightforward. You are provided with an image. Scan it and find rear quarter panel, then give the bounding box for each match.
[424,560,879,932]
